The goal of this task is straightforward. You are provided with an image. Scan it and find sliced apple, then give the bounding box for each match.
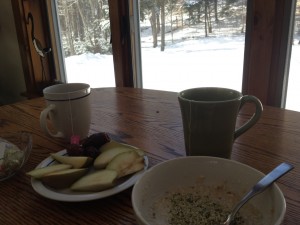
[99,140,124,152]
[100,141,145,156]
[94,141,145,169]
[70,169,118,192]
[26,164,72,179]
[51,154,93,168]
[106,151,144,178]
[94,146,132,169]
[120,161,145,177]
[134,148,145,157]
[41,168,88,189]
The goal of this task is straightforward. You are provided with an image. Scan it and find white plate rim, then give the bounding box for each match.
[31,149,149,202]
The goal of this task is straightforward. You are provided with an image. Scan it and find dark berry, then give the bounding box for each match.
[82,132,110,149]
[67,144,84,156]
[83,146,101,158]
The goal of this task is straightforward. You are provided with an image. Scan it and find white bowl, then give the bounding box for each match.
[132,156,286,225]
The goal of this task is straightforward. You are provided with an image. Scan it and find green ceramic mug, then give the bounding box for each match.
[178,87,263,158]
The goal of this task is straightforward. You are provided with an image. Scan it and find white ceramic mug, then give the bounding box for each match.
[40,83,91,141]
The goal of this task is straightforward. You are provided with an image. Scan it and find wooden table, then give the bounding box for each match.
[0,87,299,225]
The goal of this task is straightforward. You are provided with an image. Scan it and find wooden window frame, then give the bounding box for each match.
[108,0,134,87]
[242,0,295,107]
[11,0,56,98]
[12,0,295,107]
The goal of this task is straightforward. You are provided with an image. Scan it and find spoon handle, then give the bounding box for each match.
[228,162,294,224]
[254,162,294,191]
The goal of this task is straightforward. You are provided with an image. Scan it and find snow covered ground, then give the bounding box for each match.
[65,32,300,112]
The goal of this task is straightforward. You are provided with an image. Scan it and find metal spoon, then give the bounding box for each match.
[223,162,294,225]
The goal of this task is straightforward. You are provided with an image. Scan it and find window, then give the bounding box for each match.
[13,0,297,110]
[286,0,300,111]
[50,0,115,87]
[52,0,248,92]
[137,0,247,92]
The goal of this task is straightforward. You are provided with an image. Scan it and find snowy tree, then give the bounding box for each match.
[58,0,248,54]
[57,0,111,57]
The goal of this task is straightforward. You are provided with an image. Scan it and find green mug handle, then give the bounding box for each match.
[234,95,263,139]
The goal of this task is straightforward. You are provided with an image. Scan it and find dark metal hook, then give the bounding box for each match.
[26,12,51,57]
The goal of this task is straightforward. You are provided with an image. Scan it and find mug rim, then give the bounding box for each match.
[178,87,242,103]
[43,83,90,101]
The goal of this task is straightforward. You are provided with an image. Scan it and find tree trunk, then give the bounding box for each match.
[208,3,212,33]
[197,4,201,23]
[63,0,75,55]
[204,0,208,37]
[188,8,192,26]
[156,8,161,34]
[181,6,184,28]
[171,5,174,43]
[76,1,95,49]
[161,1,165,51]
[150,7,158,48]
[214,0,218,23]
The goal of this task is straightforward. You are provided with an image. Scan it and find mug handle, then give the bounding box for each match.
[40,104,64,138]
[234,95,263,139]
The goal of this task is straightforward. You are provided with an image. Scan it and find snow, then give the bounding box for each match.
[65,53,114,87]
[65,33,300,112]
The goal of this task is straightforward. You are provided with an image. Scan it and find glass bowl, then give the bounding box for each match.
[0,132,32,181]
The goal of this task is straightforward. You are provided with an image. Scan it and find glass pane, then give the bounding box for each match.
[139,0,247,92]
[55,0,115,87]
[286,0,300,112]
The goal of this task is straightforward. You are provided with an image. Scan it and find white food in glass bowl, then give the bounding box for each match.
[0,132,32,181]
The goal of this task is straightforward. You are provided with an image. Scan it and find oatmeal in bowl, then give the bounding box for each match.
[132,156,286,225]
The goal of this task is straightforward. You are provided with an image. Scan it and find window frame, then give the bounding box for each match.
[11,0,56,97]
[109,0,134,87]
[242,0,296,107]
[12,0,296,107]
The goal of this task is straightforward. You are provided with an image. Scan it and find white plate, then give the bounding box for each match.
[31,149,149,202]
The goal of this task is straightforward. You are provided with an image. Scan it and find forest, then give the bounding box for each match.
[56,0,299,57]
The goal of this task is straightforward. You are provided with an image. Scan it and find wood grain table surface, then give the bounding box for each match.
[0,87,299,224]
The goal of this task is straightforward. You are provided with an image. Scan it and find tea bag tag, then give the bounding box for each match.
[70,135,80,145]
[67,92,75,138]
